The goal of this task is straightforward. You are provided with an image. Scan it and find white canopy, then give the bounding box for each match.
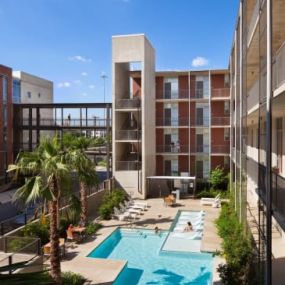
[147,176,196,180]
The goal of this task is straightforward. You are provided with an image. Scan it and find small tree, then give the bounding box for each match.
[209,166,227,191]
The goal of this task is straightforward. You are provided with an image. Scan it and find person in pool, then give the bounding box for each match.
[154,226,160,234]
[184,222,193,232]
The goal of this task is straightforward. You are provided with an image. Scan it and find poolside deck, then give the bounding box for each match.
[60,197,223,284]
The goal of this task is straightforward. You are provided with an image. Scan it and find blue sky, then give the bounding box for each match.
[0,0,239,104]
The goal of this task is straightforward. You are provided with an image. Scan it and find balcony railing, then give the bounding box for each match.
[273,41,285,90]
[190,117,210,127]
[115,130,141,140]
[115,98,141,109]
[247,0,260,45]
[156,89,189,99]
[116,161,141,171]
[190,145,210,153]
[211,88,230,98]
[212,145,230,154]
[196,171,210,179]
[156,117,189,127]
[211,117,230,126]
[272,172,285,228]
[156,145,189,153]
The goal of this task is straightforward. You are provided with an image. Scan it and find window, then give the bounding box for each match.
[38,93,41,98]
[27,91,31,98]
[224,101,230,115]
[224,74,230,88]
[224,156,230,168]
[196,81,203,98]
[224,128,230,141]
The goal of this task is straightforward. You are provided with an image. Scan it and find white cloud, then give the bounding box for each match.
[81,72,88,76]
[57,82,71,88]
[68,55,92,63]
[81,92,88,97]
[191,57,209,68]
[88,84,95,89]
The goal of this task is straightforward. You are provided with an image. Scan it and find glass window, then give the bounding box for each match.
[38,93,41,98]
[224,101,230,115]
[224,128,230,141]
[27,91,31,98]
[164,78,178,99]
[2,77,8,103]
[13,79,21,103]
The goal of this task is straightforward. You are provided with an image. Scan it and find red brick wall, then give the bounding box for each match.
[190,129,196,146]
[156,155,163,175]
[156,129,164,145]
[211,101,227,117]
[211,128,227,146]
[156,76,163,99]
[156,102,164,124]
[211,156,225,170]
[190,102,196,125]
[179,156,188,173]
[133,77,141,98]
[190,156,195,176]
[178,75,189,98]
[179,102,189,121]
[0,65,13,174]
[211,74,225,88]
[190,75,196,98]
[179,129,189,146]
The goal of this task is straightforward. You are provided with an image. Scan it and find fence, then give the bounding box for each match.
[0,236,40,274]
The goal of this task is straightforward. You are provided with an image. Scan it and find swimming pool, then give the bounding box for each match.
[88,228,213,285]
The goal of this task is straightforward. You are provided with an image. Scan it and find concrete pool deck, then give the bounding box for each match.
[60,197,223,284]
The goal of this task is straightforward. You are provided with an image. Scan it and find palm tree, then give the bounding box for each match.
[8,137,71,284]
[67,136,98,226]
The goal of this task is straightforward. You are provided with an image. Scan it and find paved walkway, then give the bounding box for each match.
[60,198,223,284]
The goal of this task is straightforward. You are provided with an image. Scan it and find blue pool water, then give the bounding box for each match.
[88,228,213,285]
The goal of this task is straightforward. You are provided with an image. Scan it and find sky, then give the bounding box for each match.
[0,0,239,104]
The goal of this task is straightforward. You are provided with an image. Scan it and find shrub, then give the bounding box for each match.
[85,222,102,235]
[62,271,86,285]
[196,190,217,198]
[21,220,50,245]
[99,189,127,220]
[7,237,35,252]
[216,201,253,284]
[209,166,227,191]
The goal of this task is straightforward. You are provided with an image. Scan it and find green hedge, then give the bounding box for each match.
[21,220,50,245]
[216,201,253,284]
[99,189,127,220]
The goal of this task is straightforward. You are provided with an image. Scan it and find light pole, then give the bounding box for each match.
[101,72,107,123]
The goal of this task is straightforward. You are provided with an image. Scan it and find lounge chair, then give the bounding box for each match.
[124,200,146,211]
[172,232,203,240]
[200,194,221,207]
[113,207,131,221]
[180,210,205,217]
[119,203,142,214]
[128,199,148,209]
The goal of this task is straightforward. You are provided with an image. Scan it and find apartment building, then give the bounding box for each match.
[0,65,13,184]
[112,34,230,199]
[230,0,285,284]
[12,71,53,150]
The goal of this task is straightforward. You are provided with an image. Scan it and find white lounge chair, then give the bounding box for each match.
[129,199,148,209]
[180,210,205,217]
[119,203,141,215]
[124,200,146,211]
[113,207,130,221]
[172,232,203,240]
[200,194,221,207]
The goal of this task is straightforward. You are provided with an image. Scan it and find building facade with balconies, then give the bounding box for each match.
[112,34,230,199]
[230,0,285,284]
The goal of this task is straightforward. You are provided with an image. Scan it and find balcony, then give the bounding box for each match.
[211,117,230,126]
[211,88,230,99]
[212,145,230,154]
[115,130,141,141]
[247,0,260,46]
[273,41,285,92]
[115,98,141,109]
[156,89,189,100]
[190,145,210,154]
[247,79,259,114]
[196,171,209,179]
[156,117,189,127]
[156,144,189,154]
[116,161,141,171]
[190,117,210,127]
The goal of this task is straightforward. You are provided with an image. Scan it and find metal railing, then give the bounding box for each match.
[211,117,230,126]
[247,0,260,45]
[115,98,141,108]
[115,130,141,140]
[116,161,141,171]
[156,117,189,127]
[0,236,40,274]
[156,145,189,153]
[212,145,230,154]
[190,117,210,127]
[273,40,285,90]
[211,88,230,98]
[272,172,285,227]
[196,171,210,179]
[156,89,189,99]
[22,118,109,128]
[190,145,210,153]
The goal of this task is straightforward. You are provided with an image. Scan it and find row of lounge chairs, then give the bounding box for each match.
[200,193,221,208]
[113,199,148,221]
